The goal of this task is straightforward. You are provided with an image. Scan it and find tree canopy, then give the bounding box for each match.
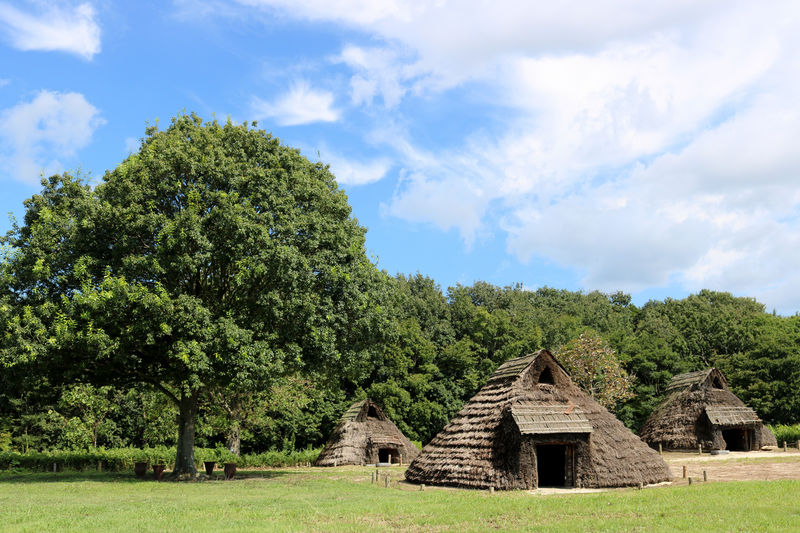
[0,114,387,474]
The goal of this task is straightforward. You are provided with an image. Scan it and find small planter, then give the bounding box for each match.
[224,463,237,480]
[152,464,166,481]
[204,461,216,476]
[134,462,148,477]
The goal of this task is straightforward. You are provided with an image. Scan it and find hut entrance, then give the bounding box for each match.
[536,444,574,487]
[722,428,751,451]
[378,448,400,464]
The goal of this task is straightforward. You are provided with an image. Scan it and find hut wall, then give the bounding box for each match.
[315,400,420,466]
[523,434,590,489]
[641,384,778,451]
[407,350,671,489]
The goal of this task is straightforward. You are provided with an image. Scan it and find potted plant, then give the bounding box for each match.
[133,450,148,478]
[219,449,237,480]
[203,449,218,477]
[149,448,169,481]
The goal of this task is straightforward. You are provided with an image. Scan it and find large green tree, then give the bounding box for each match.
[1,114,386,475]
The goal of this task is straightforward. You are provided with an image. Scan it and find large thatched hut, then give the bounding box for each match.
[639,368,777,451]
[314,399,420,466]
[405,349,671,489]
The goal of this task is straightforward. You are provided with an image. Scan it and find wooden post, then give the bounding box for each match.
[682,465,687,479]
[796,440,800,451]
[384,474,389,488]
[489,487,494,493]
[333,460,338,467]
[698,444,702,455]
[53,463,57,473]
[688,477,693,485]
[784,442,788,452]
[97,461,102,472]
[658,443,662,455]
[420,484,425,491]
[703,470,707,482]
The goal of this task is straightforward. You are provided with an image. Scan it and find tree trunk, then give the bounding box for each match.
[226,422,241,456]
[174,393,199,475]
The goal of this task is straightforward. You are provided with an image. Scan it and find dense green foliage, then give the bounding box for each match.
[0,114,387,472]
[1,115,798,459]
[770,424,800,446]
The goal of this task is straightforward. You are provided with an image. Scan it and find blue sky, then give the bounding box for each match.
[2,1,800,313]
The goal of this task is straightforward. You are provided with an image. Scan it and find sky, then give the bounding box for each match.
[1,1,800,314]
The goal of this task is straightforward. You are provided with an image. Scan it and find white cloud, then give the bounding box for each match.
[235,0,415,26]
[251,80,340,126]
[200,0,800,310]
[0,2,101,59]
[0,90,104,184]
[335,45,416,107]
[0,78,9,88]
[233,0,744,96]
[323,151,391,186]
[363,2,800,309]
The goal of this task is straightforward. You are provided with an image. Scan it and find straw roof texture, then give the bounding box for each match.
[314,399,420,466]
[405,349,671,489]
[639,368,777,450]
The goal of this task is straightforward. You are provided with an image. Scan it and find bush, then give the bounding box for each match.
[770,424,800,446]
[0,446,321,472]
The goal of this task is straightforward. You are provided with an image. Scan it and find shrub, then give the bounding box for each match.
[0,447,321,472]
[770,424,800,446]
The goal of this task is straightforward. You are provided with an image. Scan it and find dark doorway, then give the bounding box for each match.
[378,448,399,463]
[537,444,569,487]
[722,428,750,451]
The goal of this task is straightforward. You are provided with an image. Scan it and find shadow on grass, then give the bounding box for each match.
[0,469,296,484]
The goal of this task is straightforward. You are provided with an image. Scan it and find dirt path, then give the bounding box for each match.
[663,450,800,483]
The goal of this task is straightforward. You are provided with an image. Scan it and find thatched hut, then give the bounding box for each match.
[405,349,671,489]
[639,368,777,451]
[314,399,420,466]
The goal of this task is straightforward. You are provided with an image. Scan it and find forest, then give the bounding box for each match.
[1,115,799,464]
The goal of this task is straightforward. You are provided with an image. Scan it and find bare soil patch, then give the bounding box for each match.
[663,449,800,483]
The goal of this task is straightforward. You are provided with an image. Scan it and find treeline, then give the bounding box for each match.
[3,277,798,454]
[1,115,798,461]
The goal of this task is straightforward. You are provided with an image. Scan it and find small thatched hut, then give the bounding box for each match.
[405,349,671,489]
[314,399,420,466]
[639,368,777,451]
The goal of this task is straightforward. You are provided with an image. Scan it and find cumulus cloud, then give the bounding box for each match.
[0,90,104,184]
[335,45,419,107]
[366,2,800,308]
[323,151,391,186]
[196,0,800,309]
[0,1,101,59]
[251,80,340,126]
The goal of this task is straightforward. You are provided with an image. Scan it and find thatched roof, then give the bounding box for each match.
[405,349,671,489]
[665,369,717,394]
[639,368,777,450]
[511,403,593,434]
[705,406,760,426]
[314,399,419,466]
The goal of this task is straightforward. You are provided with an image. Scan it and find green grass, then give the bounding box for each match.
[1,467,799,532]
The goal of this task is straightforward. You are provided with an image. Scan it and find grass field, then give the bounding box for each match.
[1,466,799,532]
